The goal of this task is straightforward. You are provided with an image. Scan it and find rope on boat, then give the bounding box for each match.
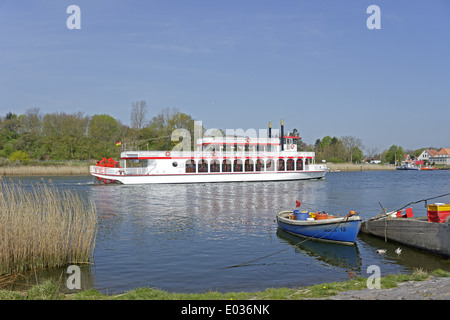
[370,192,450,222]
[394,192,450,212]
[219,214,355,270]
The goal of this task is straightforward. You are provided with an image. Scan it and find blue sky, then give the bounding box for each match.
[1,0,449,152]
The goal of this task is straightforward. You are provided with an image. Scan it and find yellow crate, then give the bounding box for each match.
[427,203,450,212]
[427,203,450,223]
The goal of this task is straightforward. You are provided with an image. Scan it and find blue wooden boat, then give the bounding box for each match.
[276,210,362,245]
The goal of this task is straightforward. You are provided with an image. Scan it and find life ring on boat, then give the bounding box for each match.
[246,137,250,143]
[290,144,295,149]
[212,151,217,157]
[165,151,171,157]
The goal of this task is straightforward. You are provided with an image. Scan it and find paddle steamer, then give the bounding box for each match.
[90,121,327,184]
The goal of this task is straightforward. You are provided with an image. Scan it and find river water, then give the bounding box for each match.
[6,170,450,294]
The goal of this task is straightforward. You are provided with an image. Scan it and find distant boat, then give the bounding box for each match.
[276,210,362,245]
[420,166,437,170]
[396,163,419,170]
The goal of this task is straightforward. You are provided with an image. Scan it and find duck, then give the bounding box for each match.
[395,247,402,255]
[375,249,387,254]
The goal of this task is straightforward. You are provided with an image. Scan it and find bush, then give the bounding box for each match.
[9,150,30,165]
[0,157,11,167]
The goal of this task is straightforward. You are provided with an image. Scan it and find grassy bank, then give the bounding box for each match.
[327,163,395,171]
[0,269,448,300]
[0,180,97,275]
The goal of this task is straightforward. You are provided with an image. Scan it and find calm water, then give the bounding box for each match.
[7,170,450,294]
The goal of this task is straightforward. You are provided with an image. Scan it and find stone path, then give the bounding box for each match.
[325,276,450,300]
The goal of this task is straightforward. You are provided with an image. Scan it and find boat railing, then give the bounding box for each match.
[90,166,122,176]
[90,165,149,176]
[121,150,318,159]
[306,164,328,171]
[124,167,149,175]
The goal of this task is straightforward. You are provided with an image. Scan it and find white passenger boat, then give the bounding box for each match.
[90,122,327,185]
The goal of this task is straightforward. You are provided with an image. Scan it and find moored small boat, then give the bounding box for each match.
[361,203,450,257]
[276,210,362,245]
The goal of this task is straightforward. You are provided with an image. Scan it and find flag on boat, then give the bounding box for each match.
[116,141,121,146]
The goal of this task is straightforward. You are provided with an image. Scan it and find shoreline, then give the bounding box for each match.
[0,163,394,176]
[327,163,395,171]
[1,269,448,300]
[0,163,446,176]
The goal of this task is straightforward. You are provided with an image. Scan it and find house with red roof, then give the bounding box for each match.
[417,148,439,163]
[430,148,450,166]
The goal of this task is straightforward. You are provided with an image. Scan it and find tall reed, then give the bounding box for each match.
[0,179,97,275]
[0,165,90,176]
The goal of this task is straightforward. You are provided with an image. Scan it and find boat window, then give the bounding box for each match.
[245,159,254,172]
[255,159,264,171]
[305,158,309,166]
[198,160,208,173]
[234,159,243,172]
[277,159,285,171]
[296,158,303,171]
[126,159,148,168]
[185,160,196,173]
[172,161,178,167]
[266,159,275,171]
[287,159,294,171]
[222,159,232,172]
[210,160,220,173]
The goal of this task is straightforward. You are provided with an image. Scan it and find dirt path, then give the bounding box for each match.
[324,276,450,300]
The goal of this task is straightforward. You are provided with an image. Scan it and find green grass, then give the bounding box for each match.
[1,269,448,300]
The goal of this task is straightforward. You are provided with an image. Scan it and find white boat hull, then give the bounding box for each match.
[91,170,326,185]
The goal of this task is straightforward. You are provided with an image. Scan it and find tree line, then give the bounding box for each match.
[0,103,196,165]
[0,101,424,165]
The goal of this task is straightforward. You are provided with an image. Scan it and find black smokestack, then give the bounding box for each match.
[268,121,272,138]
[280,119,284,151]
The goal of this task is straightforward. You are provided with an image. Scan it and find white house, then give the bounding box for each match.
[417,149,439,162]
[430,148,450,166]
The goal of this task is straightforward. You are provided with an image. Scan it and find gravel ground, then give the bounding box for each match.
[325,276,450,300]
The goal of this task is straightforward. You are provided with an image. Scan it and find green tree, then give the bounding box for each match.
[15,108,44,159]
[141,108,196,151]
[385,145,404,164]
[341,136,364,163]
[314,136,347,162]
[42,112,90,160]
[0,112,22,158]
[9,150,30,165]
[88,114,121,159]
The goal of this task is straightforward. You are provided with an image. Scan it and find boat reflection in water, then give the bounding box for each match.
[276,229,362,273]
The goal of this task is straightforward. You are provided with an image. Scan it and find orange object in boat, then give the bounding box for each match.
[315,212,328,220]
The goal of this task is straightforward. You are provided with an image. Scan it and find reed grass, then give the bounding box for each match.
[0,179,97,275]
[0,165,90,176]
